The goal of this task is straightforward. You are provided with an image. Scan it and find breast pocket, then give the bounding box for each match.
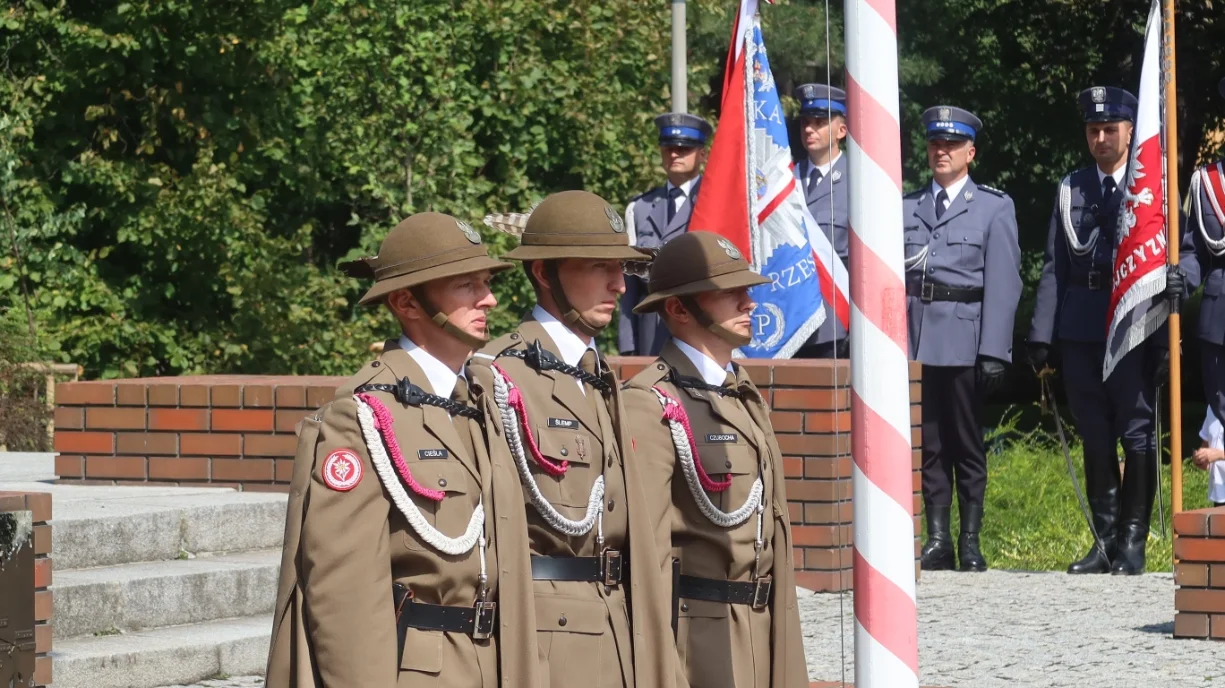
[677,599,732,686]
[948,228,985,270]
[534,595,607,683]
[904,227,926,260]
[403,461,476,550]
[695,440,759,512]
[534,427,602,508]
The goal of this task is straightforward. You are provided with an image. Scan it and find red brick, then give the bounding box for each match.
[804,457,852,479]
[795,569,852,592]
[805,411,852,433]
[792,524,852,547]
[788,501,803,524]
[1212,615,1225,640]
[773,388,849,411]
[23,492,51,522]
[618,361,651,379]
[275,459,295,482]
[212,458,274,482]
[770,411,804,433]
[149,457,210,481]
[1210,512,1225,537]
[1176,563,1209,587]
[148,383,179,406]
[275,385,307,409]
[1174,612,1210,638]
[246,483,292,494]
[245,434,297,457]
[54,407,83,430]
[1174,537,1225,563]
[211,385,242,407]
[1175,511,1210,537]
[803,501,852,524]
[777,433,850,457]
[911,404,922,425]
[785,479,852,502]
[35,654,52,687]
[1211,564,1225,587]
[243,385,274,408]
[803,546,854,570]
[54,431,113,454]
[34,557,52,588]
[180,384,209,407]
[742,363,771,387]
[772,361,848,387]
[180,433,242,456]
[148,408,209,431]
[1175,588,1225,613]
[33,524,51,555]
[115,383,147,406]
[56,382,115,405]
[276,409,308,433]
[86,456,147,480]
[213,409,274,432]
[116,433,178,455]
[307,385,336,408]
[782,457,803,478]
[35,622,51,653]
[909,381,922,403]
[85,407,146,431]
[55,455,83,478]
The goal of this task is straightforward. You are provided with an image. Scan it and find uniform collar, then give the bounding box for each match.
[931,174,970,202]
[665,177,697,199]
[814,150,842,178]
[530,305,598,368]
[673,339,733,386]
[398,334,464,398]
[1096,164,1126,188]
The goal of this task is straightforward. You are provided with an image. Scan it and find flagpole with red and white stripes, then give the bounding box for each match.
[844,0,920,684]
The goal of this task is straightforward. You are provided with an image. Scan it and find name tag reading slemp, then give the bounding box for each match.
[705,433,738,443]
[418,449,449,460]
[548,418,579,429]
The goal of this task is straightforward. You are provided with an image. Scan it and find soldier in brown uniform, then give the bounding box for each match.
[266,213,536,688]
[468,190,679,688]
[621,231,809,688]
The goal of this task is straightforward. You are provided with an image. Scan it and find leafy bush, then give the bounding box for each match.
[0,312,51,452]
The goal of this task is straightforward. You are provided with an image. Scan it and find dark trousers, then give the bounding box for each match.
[1061,340,1156,459]
[921,365,986,508]
[1203,342,1225,426]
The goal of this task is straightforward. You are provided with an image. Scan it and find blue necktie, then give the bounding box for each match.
[667,186,683,224]
[935,190,949,221]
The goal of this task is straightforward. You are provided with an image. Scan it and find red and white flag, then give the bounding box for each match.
[1103,0,1168,380]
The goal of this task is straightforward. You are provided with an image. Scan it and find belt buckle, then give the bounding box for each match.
[751,576,773,610]
[920,282,935,303]
[472,601,497,640]
[1087,270,1102,291]
[602,549,624,587]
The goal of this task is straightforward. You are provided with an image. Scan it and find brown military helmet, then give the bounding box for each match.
[633,230,769,346]
[502,190,650,262]
[341,212,512,346]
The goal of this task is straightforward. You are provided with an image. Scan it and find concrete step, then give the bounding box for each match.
[55,549,280,638]
[0,483,289,569]
[53,615,271,688]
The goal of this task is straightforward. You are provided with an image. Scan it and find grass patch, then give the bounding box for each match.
[938,404,1212,573]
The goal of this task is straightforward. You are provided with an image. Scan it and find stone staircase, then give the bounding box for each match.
[33,483,285,688]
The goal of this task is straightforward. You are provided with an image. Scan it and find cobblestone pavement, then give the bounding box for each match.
[159,571,1221,688]
[801,569,1224,687]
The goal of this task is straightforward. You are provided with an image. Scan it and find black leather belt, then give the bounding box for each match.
[531,551,627,586]
[393,583,496,644]
[906,281,984,303]
[1068,269,1108,291]
[677,573,773,610]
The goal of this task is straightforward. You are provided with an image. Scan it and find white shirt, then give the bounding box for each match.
[532,305,600,394]
[666,178,697,218]
[1096,165,1126,190]
[1198,408,1225,503]
[399,335,464,399]
[815,151,842,181]
[674,339,734,386]
[931,176,970,212]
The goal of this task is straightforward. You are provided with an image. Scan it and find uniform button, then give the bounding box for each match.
[933,233,940,239]
[656,363,665,370]
[607,500,615,511]
[560,447,569,457]
[607,458,613,467]
[438,478,448,488]
[724,460,733,469]
[511,333,520,340]
[681,603,689,612]
[371,361,381,367]
[928,268,935,274]
[558,615,567,627]
[929,251,936,257]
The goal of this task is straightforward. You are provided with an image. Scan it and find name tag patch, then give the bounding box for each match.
[705,433,737,443]
[548,417,579,429]
[418,449,449,460]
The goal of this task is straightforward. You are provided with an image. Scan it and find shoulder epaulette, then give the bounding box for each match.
[904,188,926,199]
[623,359,669,390]
[978,184,1007,197]
[470,331,524,365]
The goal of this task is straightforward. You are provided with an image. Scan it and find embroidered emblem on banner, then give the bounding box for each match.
[322,449,363,491]
[418,449,449,460]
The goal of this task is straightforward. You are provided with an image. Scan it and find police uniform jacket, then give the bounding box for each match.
[266,340,535,688]
[1190,161,1225,345]
[468,314,678,688]
[903,177,1022,366]
[620,178,703,355]
[797,154,849,346]
[622,341,807,688]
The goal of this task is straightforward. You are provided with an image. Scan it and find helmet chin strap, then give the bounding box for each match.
[545,262,605,339]
[678,296,751,348]
[409,287,488,350]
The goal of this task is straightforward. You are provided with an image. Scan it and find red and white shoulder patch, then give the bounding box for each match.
[322,449,364,491]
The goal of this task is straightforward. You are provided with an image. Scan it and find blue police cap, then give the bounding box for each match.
[921,105,981,142]
[654,113,712,148]
[793,84,848,118]
[1078,86,1137,123]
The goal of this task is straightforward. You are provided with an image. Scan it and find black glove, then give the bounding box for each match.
[1164,264,1185,302]
[1026,342,1050,371]
[976,357,1007,396]
[1151,347,1170,387]
[835,338,850,359]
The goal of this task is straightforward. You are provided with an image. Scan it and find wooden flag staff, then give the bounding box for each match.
[1162,0,1183,518]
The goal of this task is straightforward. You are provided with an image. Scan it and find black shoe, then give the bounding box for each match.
[957,503,987,572]
[1110,522,1148,575]
[1067,494,1117,575]
[1067,543,1112,574]
[1110,449,1156,576]
[921,504,955,571]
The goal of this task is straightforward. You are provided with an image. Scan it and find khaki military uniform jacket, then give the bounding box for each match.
[468,317,678,688]
[266,341,534,688]
[622,342,808,688]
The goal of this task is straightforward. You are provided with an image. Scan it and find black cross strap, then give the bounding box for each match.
[355,379,483,422]
[500,340,611,393]
[668,370,743,399]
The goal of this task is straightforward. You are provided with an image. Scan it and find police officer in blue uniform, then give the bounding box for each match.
[1028,87,1195,575]
[1187,78,1225,431]
[792,84,850,359]
[619,113,712,356]
[904,106,1022,572]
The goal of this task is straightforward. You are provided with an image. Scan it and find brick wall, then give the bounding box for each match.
[53,359,922,591]
[0,490,53,687]
[1173,506,1225,639]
